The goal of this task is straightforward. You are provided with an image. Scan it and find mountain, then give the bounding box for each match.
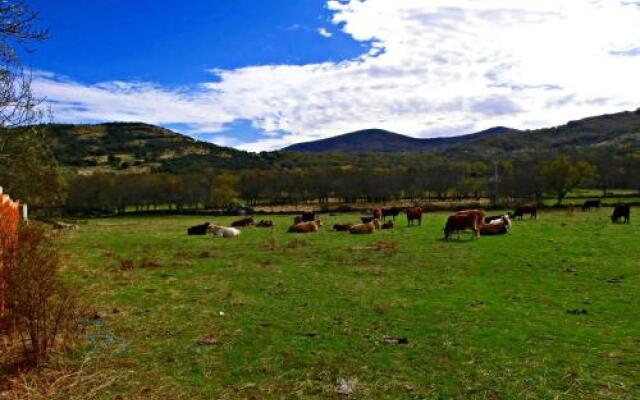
[284,110,640,154]
[29,122,274,173]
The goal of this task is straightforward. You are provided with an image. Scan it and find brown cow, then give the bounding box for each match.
[455,209,486,228]
[479,216,511,236]
[288,221,319,233]
[444,214,480,240]
[372,208,382,220]
[510,205,537,220]
[231,217,254,227]
[350,220,380,234]
[406,207,423,226]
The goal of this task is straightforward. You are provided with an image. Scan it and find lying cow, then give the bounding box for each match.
[444,214,479,240]
[188,222,210,235]
[611,204,630,224]
[231,217,254,227]
[288,221,319,233]
[510,205,537,220]
[208,224,241,238]
[350,220,380,234]
[479,215,512,236]
[381,220,394,230]
[333,223,353,232]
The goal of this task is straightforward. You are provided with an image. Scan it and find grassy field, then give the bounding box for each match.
[51,209,639,399]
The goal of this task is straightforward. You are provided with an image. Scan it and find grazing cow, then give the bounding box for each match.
[372,208,382,220]
[406,207,423,226]
[349,220,380,234]
[455,209,486,228]
[333,223,353,232]
[361,216,375,224]
[208,225,241,238]
[444,214,480,240]
[382,207,401,221]
[582,199,601,212]
[256,220,273,228]
[382,220,394,230]
[611,204,630,224]
[231,217,254,227]
[188,222,210,235]
[288,221,319,233]
[510,205,537,220]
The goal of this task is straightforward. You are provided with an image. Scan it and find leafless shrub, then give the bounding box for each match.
[4,224,76,365]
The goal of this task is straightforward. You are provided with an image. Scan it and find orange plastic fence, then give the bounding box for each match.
[0,189,20,316]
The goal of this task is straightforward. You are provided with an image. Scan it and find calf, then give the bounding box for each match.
[611,204,630,224]
[208,225,241,238]
[256,220,273,228]
[188,222,210,235]
[444,214,480,240]
[381,220,394,230]
[333,223,353,232]
[582,199,601,212]
[480,216,511,236]
[231,217,254,227]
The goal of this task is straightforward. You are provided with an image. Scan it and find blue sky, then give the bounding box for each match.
[27,1,640,151]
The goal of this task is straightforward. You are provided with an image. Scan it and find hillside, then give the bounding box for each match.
[32,122,274,173]
[284,110,640,155]
[284,126,520,153]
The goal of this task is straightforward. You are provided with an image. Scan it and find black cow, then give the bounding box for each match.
[382,207,401,221]
[582,199,601,211]
[188,222,210,235]
[611,204,630,224]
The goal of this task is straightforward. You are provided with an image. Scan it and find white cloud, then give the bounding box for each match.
[35,0,640,151]
[317,27,333,38]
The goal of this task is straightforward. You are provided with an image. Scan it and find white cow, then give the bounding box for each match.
[208,225,241,238]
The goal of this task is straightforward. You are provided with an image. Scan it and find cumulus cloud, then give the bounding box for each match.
[35,0,640,151]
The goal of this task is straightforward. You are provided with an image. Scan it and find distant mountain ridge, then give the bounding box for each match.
[284,110,640,154]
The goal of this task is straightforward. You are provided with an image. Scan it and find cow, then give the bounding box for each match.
[484,215,504,224]
[510,205,537,220]
[480,215,512,236]
[582,199,601,212]
[444,214,480,240]
[406,207,423,226]
[208,225,241,238]
[256,220,273,228]
[382,207,401,221]
[333,223,353,232]
[455,209,486,228]
[611,204,630,224]
[301,212,316,222]
[188,222,210,235]
[288,221,319,233]
[361,216,375,224]
[372,208,382,220]
[231,217,254,227]
[349,220,380,234]
[382,220,394,230]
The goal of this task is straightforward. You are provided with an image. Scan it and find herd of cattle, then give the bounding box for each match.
[186,200,632,240]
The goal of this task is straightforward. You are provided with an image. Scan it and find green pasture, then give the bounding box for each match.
[57,209,640,399]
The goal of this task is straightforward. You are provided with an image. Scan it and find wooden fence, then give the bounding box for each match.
[0,186,20,317]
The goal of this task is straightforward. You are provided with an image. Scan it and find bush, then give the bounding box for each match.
[4,224,76,364]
